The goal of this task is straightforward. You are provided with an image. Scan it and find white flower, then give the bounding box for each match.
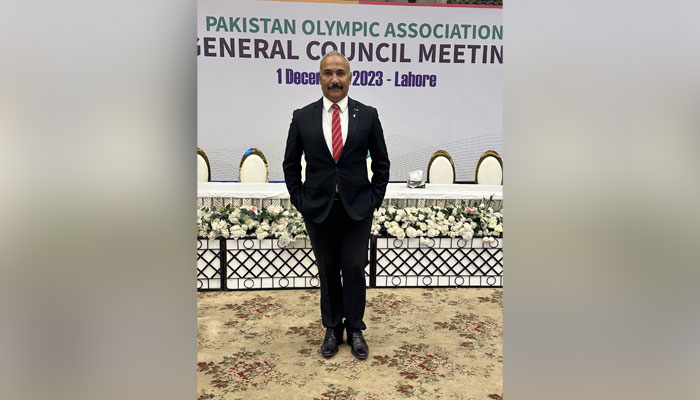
[211,218,228,231]
[278,233,291,247]
[231,228,245,239]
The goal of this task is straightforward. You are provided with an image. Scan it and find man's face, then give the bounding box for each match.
[320,55,351,103]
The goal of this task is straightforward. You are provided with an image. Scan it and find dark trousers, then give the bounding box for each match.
[304,198,372,333]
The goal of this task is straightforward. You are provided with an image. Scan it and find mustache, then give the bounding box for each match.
[327,83,344,90]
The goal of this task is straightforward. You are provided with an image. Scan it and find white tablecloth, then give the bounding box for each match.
[199,182,501,199]
[198,182,503,209]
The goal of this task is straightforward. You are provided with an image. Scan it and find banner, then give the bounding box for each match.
[198,0,502,182]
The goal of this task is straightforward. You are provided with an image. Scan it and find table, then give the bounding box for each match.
[198,182,503,210]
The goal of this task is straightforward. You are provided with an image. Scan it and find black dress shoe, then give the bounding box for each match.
[348,331,368,360]
[321,327,343,358]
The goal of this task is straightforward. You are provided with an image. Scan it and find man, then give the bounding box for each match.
[282,51,390,360]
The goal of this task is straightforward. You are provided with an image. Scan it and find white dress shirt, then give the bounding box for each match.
[322,96,348,157]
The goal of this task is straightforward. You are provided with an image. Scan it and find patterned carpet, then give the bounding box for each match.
[198,288,502,400]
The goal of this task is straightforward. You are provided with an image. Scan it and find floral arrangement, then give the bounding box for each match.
[371,196,503,245]
[197,204,306,247]
[197,197,502,246]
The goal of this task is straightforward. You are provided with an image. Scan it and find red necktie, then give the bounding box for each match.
[331,104,343,163]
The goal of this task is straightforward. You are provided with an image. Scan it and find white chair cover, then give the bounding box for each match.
[476,154,503,185]
[300,156,307,183]
[197,154,210,182]
[474,150,503,185]
[239,154,268,182]
[428,156,455,184]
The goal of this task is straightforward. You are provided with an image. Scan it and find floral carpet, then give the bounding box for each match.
[198,288,502,400]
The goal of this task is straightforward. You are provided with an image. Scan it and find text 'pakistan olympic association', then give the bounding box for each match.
[198,16,503,89]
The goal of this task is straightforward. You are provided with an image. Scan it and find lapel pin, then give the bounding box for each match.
[353,113,356,118]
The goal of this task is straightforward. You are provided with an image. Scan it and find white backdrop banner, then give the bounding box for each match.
[197,0,502,182]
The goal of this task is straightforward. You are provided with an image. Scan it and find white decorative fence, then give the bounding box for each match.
[373,237,502,288]
[197,236,502,291]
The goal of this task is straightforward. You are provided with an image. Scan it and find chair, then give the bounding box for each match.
[427,150,456,184]
[238,148,269,182]
[197,147,211,182]
[300,153,307,183]
[366,153,373,181]
[475,150,503,185]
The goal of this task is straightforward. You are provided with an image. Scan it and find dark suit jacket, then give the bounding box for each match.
[283,97,390,224]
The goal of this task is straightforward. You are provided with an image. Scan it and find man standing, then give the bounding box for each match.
[283,52,390,360]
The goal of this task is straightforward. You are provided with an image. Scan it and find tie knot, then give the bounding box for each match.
[331,103,339,111]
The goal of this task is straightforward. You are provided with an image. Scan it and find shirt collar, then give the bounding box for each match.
[323,96,348,113]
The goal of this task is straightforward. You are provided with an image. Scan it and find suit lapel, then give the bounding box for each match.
[340,98,360,163]
[312,98,334,162]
